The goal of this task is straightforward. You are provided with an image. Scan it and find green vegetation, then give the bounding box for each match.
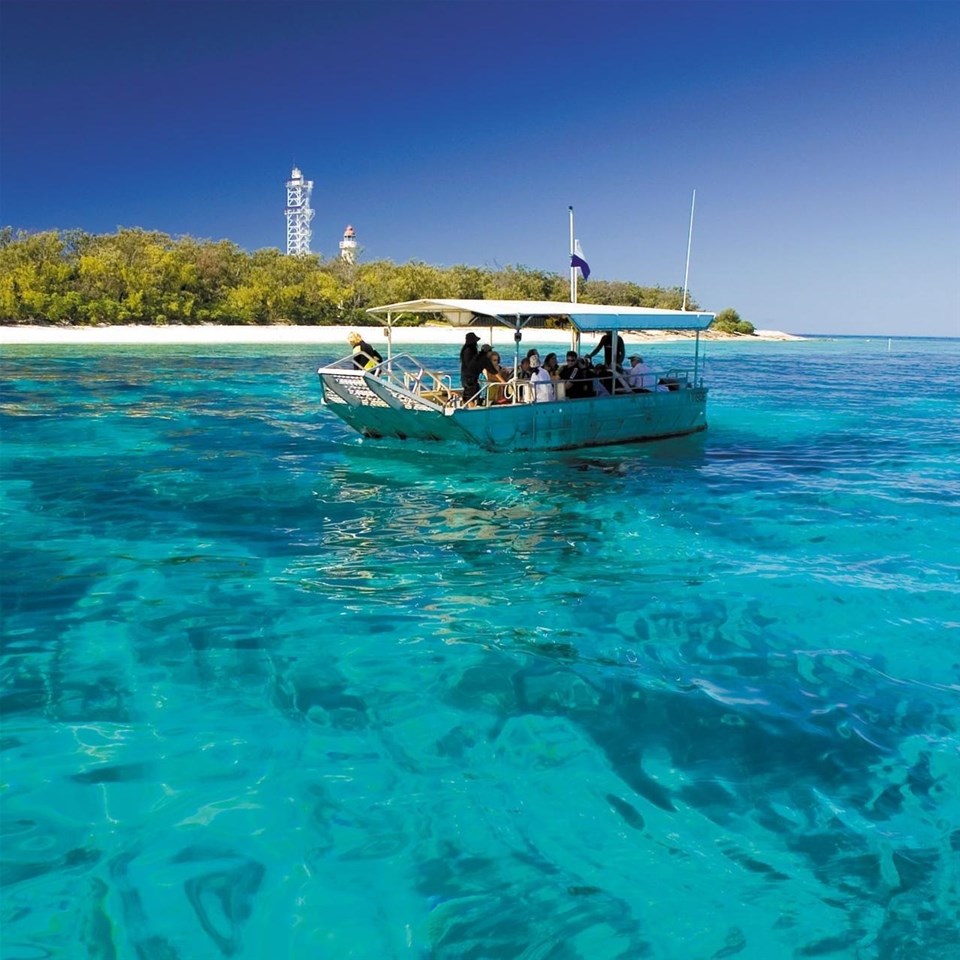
[711,307,755,336]
[0,226,728,327]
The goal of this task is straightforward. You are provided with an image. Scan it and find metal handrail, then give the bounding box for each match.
[376,354,458,405]
[319,353,697,411]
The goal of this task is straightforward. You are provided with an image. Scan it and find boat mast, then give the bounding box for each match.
[569,206,577,304]
[681,189,696,312]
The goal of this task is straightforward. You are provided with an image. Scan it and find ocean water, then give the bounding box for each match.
[1,335,958,960]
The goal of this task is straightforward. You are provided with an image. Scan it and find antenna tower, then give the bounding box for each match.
[285,167,315,255]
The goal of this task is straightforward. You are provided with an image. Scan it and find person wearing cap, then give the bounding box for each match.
[346,331,383,371]
[459,331,482,404]
[625,354,661,391]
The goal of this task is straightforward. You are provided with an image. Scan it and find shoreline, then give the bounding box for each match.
[0,324,805,346]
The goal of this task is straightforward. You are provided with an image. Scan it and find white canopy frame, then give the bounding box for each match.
[368,297,714,385]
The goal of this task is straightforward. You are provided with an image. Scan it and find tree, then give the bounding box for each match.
[711,308,755,335]
[0,227,744,329]
[485,265,556,300]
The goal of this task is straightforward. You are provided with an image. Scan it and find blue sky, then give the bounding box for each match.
[1,1,958,336]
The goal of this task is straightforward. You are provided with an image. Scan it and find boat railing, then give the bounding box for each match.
[317,352,459,408]
[497,378,531,404]
[319,353,374,373]
[477,368,696,404]
[377,354,459,406]
[319,353,698,409]
[659,368,694,390]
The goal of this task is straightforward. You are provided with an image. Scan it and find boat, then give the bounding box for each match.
[316,298,715,452]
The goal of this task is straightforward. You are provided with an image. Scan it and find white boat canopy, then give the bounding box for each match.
[366,298,714,332]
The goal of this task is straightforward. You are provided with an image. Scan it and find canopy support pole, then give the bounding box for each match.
[513,315,522,389]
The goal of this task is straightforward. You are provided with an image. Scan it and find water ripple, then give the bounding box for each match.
[2,338,959,958]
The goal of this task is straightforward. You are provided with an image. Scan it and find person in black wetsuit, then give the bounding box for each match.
[346,331,383,370]
[459,331,481,404]
[587,331,625,369]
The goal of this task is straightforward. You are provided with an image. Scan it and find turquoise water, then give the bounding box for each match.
[2,336,959,959]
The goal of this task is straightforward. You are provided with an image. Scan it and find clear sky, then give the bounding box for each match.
[1,0,958,336]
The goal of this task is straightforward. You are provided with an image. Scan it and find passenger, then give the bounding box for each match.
[591,362,613,396]
[346,331,383,371]
[529,352,554,402]
[487,351,508,403]
[459,331,481,404]
[625,354,666,392]
[559,350,585,399]
[565,353,599,398]
[624,354,646,389]
[542,352,564,398]
[587,330,626,369]
[558,350,579,378]
[469,344,506,405]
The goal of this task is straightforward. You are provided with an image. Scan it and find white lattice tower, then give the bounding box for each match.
[285,167,315,255]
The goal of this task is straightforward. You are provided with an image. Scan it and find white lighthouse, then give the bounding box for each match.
[339,224,358,263]
[284,167,315,256]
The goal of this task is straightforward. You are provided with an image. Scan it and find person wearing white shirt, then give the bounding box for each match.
[625,355,666,392]
[529,355,554,402]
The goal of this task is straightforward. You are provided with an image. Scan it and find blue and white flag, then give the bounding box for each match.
[571,240,590,280]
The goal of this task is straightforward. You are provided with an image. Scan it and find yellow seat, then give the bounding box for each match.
[421,388,454,404]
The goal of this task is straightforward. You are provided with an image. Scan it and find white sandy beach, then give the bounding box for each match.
[0,324,804,346]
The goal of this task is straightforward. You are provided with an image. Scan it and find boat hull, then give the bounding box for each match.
[319,369,707,451]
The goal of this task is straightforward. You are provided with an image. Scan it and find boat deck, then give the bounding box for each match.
[318,353,707,451]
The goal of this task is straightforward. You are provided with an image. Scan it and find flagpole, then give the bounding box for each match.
[682,188,696,312]
[569,205,577,304]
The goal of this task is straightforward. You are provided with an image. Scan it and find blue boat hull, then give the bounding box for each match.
[319,369,707,452]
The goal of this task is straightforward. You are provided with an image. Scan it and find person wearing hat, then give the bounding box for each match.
[346,331,383,371]
[625,354,659,391]
[459,331,481,404]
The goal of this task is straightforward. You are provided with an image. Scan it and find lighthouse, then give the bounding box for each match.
[339,224,358,263]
